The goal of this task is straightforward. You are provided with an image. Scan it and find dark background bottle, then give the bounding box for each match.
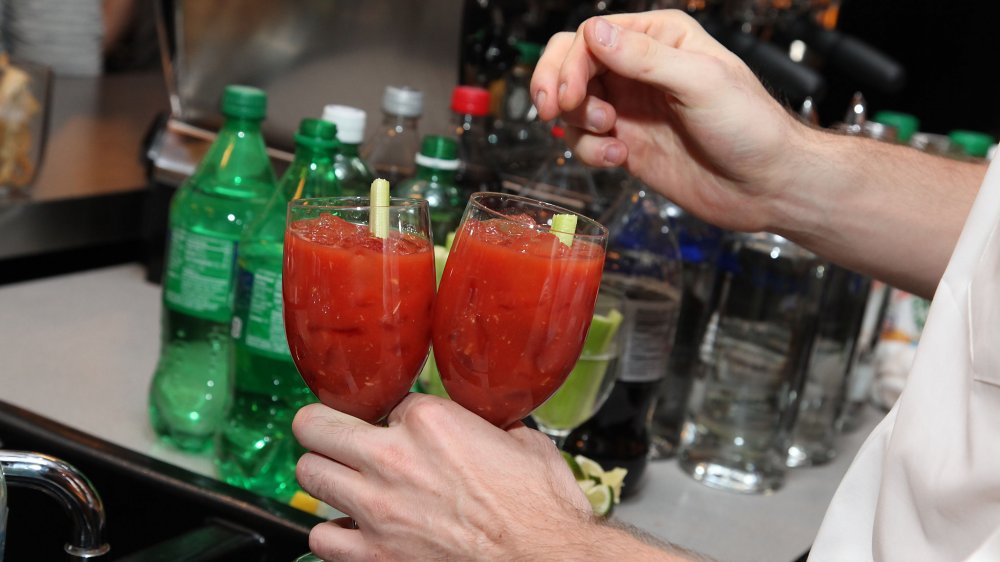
[450,85,501,199]
[562,182,683,497]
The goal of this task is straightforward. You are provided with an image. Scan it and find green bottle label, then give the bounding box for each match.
[233,267,291,360]
[163,227,237,322]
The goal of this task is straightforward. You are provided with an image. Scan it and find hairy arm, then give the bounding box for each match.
[771,126,986,298]
[530,10,988,300]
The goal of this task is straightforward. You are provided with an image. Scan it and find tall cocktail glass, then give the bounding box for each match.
[282,196,435,423]
[432,192,608,428]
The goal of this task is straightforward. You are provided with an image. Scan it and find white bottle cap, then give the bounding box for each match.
[382,85,424,118]
[321,104,367,144]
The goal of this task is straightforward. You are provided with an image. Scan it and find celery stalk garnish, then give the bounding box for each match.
[551,213,578,248]
[370,178,391,239]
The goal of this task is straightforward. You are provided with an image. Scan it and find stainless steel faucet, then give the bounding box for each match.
[0,450,110,559]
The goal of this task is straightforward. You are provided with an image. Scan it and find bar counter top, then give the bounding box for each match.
[0,264,884,562]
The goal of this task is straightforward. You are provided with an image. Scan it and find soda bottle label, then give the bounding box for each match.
[163,227,237,322]
[232,267,291,359]
[618,298,677,383]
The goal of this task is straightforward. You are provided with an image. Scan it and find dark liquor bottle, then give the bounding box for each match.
[562,181,683,497]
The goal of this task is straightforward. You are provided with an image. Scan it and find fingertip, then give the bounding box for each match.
[603,141,627,166]
[587,16,619,49]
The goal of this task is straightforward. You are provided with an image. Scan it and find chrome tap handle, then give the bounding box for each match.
[0,450,110,559]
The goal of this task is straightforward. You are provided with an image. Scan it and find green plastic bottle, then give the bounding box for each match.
[217,118,342,500]
[149,85,277,453]
[322,104,375,196]
[395,135,462,245]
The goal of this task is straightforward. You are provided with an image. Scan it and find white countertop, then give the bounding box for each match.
[0,264,883,562]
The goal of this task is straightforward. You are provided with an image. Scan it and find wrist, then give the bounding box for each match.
[762,121,849,240]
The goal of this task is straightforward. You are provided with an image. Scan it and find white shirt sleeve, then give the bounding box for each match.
[810,158,1000,562]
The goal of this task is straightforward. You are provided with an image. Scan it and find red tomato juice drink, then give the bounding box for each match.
[283,213,435,423]
[433,217,605,427]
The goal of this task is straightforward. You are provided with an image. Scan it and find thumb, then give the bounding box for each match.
[583,15,729,104]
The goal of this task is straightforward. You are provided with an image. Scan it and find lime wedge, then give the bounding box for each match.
[562,451,585,481]
[585,484,614,517]
[575,455,605,482]
[601,467,628,504]
[577,479,597,493]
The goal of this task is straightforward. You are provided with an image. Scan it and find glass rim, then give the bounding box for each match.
[288,196,429,211]
[468,191,609,242]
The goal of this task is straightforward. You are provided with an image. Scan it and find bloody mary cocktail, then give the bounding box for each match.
[433,210,606,428]
[283,211,435,423]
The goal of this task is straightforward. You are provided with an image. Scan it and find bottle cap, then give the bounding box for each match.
[910,132,957,156]
[321,104,367,144]
[515,42,543,66]
[948,129,995,158]
[221,84,268,120]
[294,118,338,150]
[873,111,919,143]
[415,135,460,170]
[450,86,491,117]
[383,86,424,118]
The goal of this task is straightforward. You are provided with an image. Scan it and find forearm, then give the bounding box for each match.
[518,517,708,562]
[769,125,987,299]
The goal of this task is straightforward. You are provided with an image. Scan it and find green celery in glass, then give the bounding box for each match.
[322,104,376,196]
[217,118,342,500]
[149,85,277,453]
[395,135,462,245]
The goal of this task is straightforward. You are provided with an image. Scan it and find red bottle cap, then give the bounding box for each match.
[450,86,491,117]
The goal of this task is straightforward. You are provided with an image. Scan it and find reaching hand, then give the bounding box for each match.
[293,394,592,561]
[531,10,809,233]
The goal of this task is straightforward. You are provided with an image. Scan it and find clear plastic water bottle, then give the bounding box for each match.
[322,104,376,197]
[361,85,423,186]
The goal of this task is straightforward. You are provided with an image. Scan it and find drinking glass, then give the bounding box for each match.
[282,196,435,423]
[432,192,609,428]
[530,290,623,447]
